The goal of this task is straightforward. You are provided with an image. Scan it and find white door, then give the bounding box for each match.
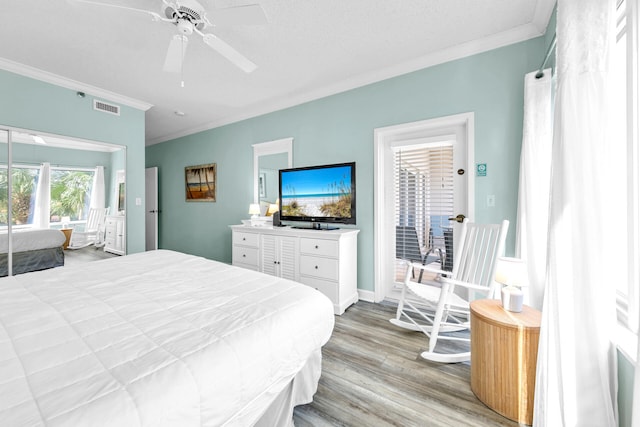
[374,113,474,302]
[145,167,158,251]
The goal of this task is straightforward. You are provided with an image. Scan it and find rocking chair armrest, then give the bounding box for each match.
[408,262,451,277]
[439,276,490,292]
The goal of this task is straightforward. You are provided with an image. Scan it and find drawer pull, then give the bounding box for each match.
[243,254,246,258]
[315,265,319,269]
[242,237,246,241]
[315,245,319,249]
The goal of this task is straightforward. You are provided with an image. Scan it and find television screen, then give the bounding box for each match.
[279,162,356,226]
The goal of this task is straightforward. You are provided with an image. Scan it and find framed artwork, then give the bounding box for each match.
[259,172,266,198]
[185,163,217,202]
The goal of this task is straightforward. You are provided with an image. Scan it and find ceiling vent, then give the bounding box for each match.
[93,99,120,116]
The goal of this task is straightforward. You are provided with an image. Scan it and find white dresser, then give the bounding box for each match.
[104,215,125,255]
[230,225,359,315]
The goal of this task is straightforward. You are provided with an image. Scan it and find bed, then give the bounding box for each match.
[0,228,65,276]
[0,249,335,426]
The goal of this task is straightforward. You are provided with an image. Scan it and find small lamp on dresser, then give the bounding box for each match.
[249,203,261,226]
[495,257,528,312]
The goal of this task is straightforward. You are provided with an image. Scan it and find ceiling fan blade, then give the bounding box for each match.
[163,35,189,73]
[207,4,267,26]
[69,0,165,21]
[201,33,257,73]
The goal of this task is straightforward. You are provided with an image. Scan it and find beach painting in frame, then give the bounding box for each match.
[185,163,217,202]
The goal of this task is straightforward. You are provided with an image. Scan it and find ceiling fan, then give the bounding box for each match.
[72,0,266,74]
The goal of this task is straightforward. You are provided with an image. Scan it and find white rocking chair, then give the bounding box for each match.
[390,219,509,363]
[68,207,109,249]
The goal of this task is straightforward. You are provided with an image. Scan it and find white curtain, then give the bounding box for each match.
[32,162,50,229]
[516,69,553,311]
[90,166,105,210]
[533,0,617,425]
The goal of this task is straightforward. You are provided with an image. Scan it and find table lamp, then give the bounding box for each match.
[495,257,528,312]
[249,203,261,226]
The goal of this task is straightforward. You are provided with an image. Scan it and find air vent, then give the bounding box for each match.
[93,99,120,116]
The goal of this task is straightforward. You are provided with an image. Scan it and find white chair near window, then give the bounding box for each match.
[68,208,109,249]
[390,219,509,363]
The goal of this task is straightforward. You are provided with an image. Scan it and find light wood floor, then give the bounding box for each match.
[293,301,518,427]
[63,245,118,267]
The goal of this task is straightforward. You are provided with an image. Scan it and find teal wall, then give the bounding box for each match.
[0,69,146,253]
[146,37,545,292]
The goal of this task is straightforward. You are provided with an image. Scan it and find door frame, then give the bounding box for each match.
[373,112,475,302]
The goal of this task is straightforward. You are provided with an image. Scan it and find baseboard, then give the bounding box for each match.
[357,289,375,303]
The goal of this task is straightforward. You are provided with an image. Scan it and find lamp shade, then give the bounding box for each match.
[61,216,71,228]
[248,203,261,216]
[495,257,528,287]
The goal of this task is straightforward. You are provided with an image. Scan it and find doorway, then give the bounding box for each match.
[145,167,158,251]
[373,113,474,302]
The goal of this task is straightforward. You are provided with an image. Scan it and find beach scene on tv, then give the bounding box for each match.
[281,166,352,218]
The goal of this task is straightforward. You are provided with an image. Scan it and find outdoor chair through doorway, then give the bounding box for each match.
[396,226,443,283]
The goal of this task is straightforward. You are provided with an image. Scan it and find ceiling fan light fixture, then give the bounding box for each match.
[174,110,186,116]
[176,18,194,35]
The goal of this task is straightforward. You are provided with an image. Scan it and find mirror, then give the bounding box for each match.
[253,138,293,214]
[0,126,126,275]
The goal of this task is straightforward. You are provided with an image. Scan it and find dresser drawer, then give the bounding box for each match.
[300,276,338,303]
[233,246,259,267]
[233,231,259,248]
[300,255,338,281]
[300,238,338,258]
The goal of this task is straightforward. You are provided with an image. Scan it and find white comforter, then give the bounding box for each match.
[0,228,66,253]
[0,250,335,426]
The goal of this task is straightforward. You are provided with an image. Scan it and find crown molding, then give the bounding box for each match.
[146,21,545,146]
[0,58,153,111]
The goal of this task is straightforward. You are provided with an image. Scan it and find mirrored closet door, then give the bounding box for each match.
[0,126,126,276]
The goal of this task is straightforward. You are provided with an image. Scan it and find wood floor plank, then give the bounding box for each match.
[293,301,519,427]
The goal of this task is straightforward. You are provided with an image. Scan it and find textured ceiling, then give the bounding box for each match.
[0,0,554,145]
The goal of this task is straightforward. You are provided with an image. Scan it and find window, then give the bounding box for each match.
[50,168,94,223]
[0,165,39,226]
[0,165,94,227]
[613,0,640,350]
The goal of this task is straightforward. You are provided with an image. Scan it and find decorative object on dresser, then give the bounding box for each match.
[470,299,541,425]
[185,163,216,202]
[231,225,359,315]
[104,215,126,255]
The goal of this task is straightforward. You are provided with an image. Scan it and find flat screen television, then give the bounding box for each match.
[279,162,356,228]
